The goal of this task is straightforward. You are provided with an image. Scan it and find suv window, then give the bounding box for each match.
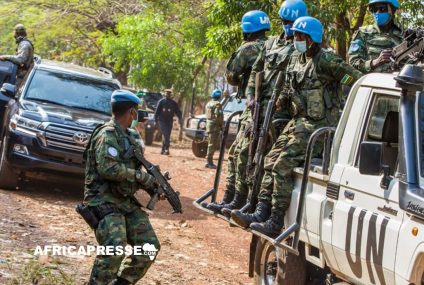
[223,97,246,113]
[24,69,119,114]
[358,94,399,175]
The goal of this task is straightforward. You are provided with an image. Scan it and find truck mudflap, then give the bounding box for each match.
[250,127,335,256]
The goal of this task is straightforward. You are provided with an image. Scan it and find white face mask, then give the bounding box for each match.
[294,40,307,53]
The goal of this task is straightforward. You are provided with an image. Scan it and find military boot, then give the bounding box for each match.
[231,202,271,228]
[220,193,247,218]
[205,157,217,169]
[203,187,235,211]
[111,277,132,285]
[250,211,284,238]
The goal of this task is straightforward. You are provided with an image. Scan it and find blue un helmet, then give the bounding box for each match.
[279,0,308,37]
[368,0,399,9]
[241,10,271,33]
[211,89,222,98]
[291,16,323,44]
[111,89,141,105]
[368,0,399,26]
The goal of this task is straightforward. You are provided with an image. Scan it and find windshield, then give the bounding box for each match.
[24,69,119,114]
[223,97,246,113]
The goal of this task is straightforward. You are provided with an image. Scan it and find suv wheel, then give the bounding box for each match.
[145,131,154,146]
[192,140,207,158]
[0,137,19,190]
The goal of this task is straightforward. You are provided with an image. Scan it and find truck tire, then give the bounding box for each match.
[0,137,19,190]
[254,238,306,285]
[145,131,154,146]
[192,140,207,158]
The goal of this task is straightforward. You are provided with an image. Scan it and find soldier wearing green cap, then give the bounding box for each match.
[0,24,34,84]
[83,89,163,285]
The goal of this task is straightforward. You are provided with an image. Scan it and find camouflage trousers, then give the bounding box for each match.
[257,118,320,216]
[88,207,160,285]
[206,130,221,161]
[226,108,251,196]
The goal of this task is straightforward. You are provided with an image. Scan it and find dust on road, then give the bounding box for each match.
[0,143,254,285]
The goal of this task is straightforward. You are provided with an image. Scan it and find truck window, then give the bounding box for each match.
[223,97,246,113]
[358,94,399,175]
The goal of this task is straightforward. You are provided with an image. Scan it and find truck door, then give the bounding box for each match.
[331,92,403,285]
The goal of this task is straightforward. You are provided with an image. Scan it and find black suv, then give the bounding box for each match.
[0,59,121,190]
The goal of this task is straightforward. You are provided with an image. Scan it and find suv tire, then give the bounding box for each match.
[192,140,207,158]
[254,238,306,285]
[0,137,19,190]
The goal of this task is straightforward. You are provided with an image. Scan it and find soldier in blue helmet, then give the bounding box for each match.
[229,0,308,223]
[83,89,162,285]
[241,16,362,237]
[348,0,402,73]
[204,10,270,210]
[205,89,224,169]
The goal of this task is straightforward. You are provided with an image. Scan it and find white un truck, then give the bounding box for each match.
[194,64,424,285]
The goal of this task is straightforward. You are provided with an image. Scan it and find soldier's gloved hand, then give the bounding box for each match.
[372,49,392,68]
[136,170,159,190]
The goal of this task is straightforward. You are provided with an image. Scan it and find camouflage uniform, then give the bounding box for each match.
[205,98,224,162]
[257,49,363,217]
[84,119,160,285]
[3,36,34,82]
[348,22,402,73]
[223,36,266,194]
[239,34,296,197]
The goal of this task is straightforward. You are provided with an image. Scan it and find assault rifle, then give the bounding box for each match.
[246,71,264,175]
[391,28,424,70]
[248,71,286,205]
[125,136,183,214]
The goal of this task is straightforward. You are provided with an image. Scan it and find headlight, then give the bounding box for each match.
[10,114,42,136]
[148,113,154,120]
[199,121,206,129]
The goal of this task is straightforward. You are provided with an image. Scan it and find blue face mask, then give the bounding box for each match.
[373,12,391,26]
[294,41,307,53]
[283,24,293,37]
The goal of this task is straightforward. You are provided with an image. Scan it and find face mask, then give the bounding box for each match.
[283,24,293,37]
[294,40,307,53]
[373,13,391,26]
[130,109,138,128]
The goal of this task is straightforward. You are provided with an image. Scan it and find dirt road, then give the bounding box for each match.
[0,143,255,285]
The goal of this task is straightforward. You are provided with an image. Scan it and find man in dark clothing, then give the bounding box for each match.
[0,24,34,86]
[154,89,183,155]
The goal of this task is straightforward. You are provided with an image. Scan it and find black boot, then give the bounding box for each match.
[111,277,131,285]
[205,157,217,169]
[220,193,247,218]
[203,187,235,211]
[231,202,271,228]
[250,211,284,238]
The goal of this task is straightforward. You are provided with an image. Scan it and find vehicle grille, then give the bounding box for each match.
[45,124,92,152]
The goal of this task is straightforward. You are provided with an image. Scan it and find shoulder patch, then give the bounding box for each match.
[107,147,118,157]
[348,39,362,53]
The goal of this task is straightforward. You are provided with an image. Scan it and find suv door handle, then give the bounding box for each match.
[344,190,355,200]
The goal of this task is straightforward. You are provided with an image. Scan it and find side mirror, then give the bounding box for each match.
[359,141,392,190]
[1,83,16,97]
[138,110,149,122]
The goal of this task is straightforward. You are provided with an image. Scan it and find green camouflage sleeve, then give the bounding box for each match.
[226,42,261,87]
[320,51,363,87]
[94,130,136,183]
[246,46,265,101]
[348,31,373,73]
[215,103,224,127]
[5,41,32,66]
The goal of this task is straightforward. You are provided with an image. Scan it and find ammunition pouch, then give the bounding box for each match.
[75,203,121,230]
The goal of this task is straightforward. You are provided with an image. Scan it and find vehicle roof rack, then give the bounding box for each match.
[98,67,115,79]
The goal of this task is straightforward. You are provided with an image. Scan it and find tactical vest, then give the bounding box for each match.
[354,24,402,73]
[287,50,342,126]
[206,100,220,121]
